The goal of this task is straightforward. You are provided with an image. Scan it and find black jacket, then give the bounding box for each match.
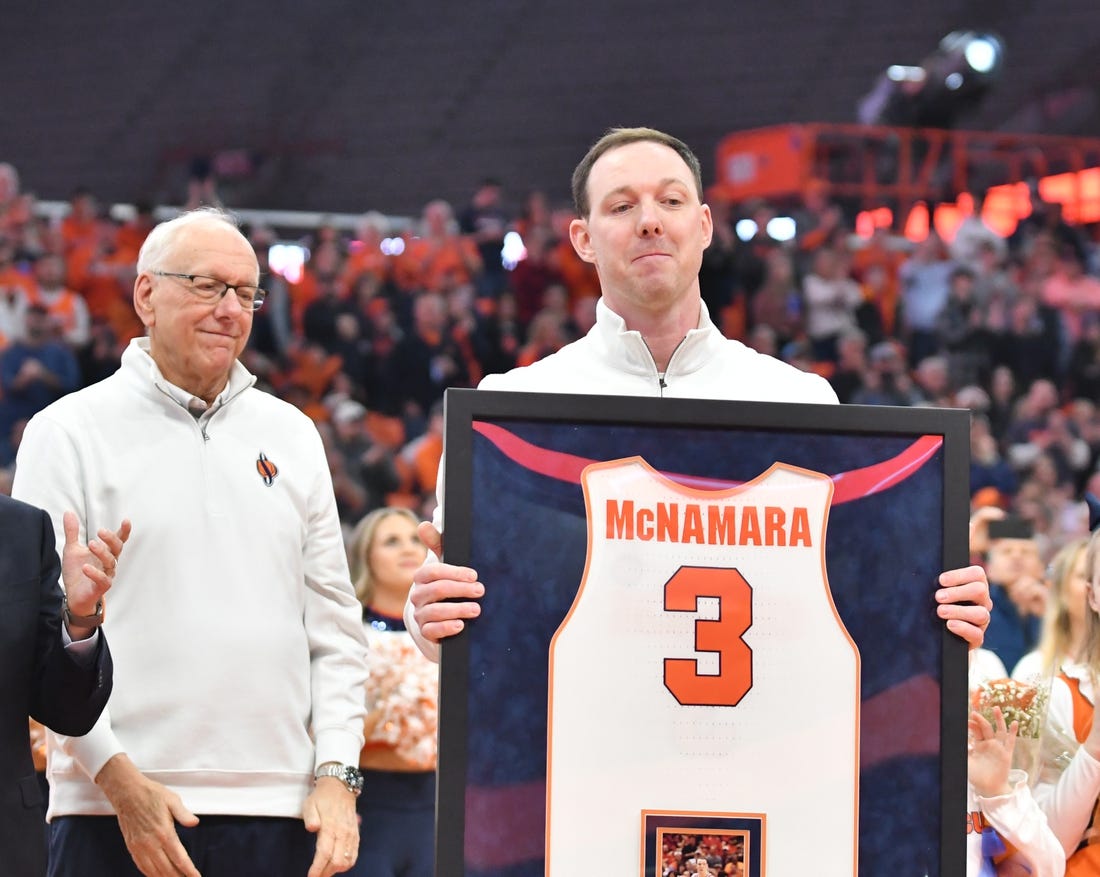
[0,494,112,876]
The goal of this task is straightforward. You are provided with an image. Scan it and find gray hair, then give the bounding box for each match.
[136,207,247,274]
[420,199,458,236]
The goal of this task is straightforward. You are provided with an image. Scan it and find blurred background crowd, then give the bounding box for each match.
[2,159,1098,563]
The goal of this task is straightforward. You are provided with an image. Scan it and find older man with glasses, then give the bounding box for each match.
[13,208,369,877]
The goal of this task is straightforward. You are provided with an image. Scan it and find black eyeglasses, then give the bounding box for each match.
[153,271,267,311]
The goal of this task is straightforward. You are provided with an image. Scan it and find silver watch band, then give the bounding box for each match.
[314,762,364,796]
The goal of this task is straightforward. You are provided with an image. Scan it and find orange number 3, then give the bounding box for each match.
[663,566,753,707]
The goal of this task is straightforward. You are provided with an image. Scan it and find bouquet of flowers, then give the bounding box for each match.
[971,676,1049,782]
[363,631,438,769]
[1031,668,1100,793]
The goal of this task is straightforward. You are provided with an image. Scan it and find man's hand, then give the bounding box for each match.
[1007,575,1048,618]
[95,754,200,877]
[303,777,359,877]
[968,505,1006,556]
[968,707,1016,799]
[409,521,484,643]
[936,565,992,650]
[15,357,47,384]
[61,511,132,640]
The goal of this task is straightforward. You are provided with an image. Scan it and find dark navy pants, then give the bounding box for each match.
[348,769,435,877]
[48,814,315,877]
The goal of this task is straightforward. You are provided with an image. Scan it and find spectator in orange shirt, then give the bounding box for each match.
[59,188,99,256]
[284,342,344,404]
[851,224,904,276]
[30,253,90,347]
[342,212,392,297]
[794,180,844,262]
[393,200,481,294]
[400,401,444,498]
[114,202,156,260]
[549,206,600,305]
[850,226,903,336]
[66,218,141,346]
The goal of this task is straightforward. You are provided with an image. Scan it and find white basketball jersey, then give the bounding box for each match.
[546,458,860,875]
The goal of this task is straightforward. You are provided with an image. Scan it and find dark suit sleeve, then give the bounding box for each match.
[29,507,113,737]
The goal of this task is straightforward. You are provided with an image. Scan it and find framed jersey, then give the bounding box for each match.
[437,389,969,877]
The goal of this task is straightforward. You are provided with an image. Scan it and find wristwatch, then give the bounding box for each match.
[315,762,364,797]
[63,595,105,629]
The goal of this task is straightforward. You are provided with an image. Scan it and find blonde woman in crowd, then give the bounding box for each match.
[1035,518,1100,874]
[967,505,1065,877]
[1014,538,1091,682]
[347,507,437,877]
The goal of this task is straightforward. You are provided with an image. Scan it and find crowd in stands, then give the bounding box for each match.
[2,161,1100,555]
[661,832,744,876]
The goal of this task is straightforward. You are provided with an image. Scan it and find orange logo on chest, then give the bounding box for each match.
[256,452,279,486]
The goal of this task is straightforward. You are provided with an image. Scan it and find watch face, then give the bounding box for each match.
[317,764,363,795]
[343,767,364,795]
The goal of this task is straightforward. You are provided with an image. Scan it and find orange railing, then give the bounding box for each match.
[713,123,1100,237]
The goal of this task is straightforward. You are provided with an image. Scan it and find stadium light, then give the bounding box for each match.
[944,31,1004,78]
[858,30,1004,129]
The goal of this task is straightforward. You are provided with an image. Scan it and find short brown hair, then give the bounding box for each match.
[571,127,704,218]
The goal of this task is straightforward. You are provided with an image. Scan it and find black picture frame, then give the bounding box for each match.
[438,388,970,877]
